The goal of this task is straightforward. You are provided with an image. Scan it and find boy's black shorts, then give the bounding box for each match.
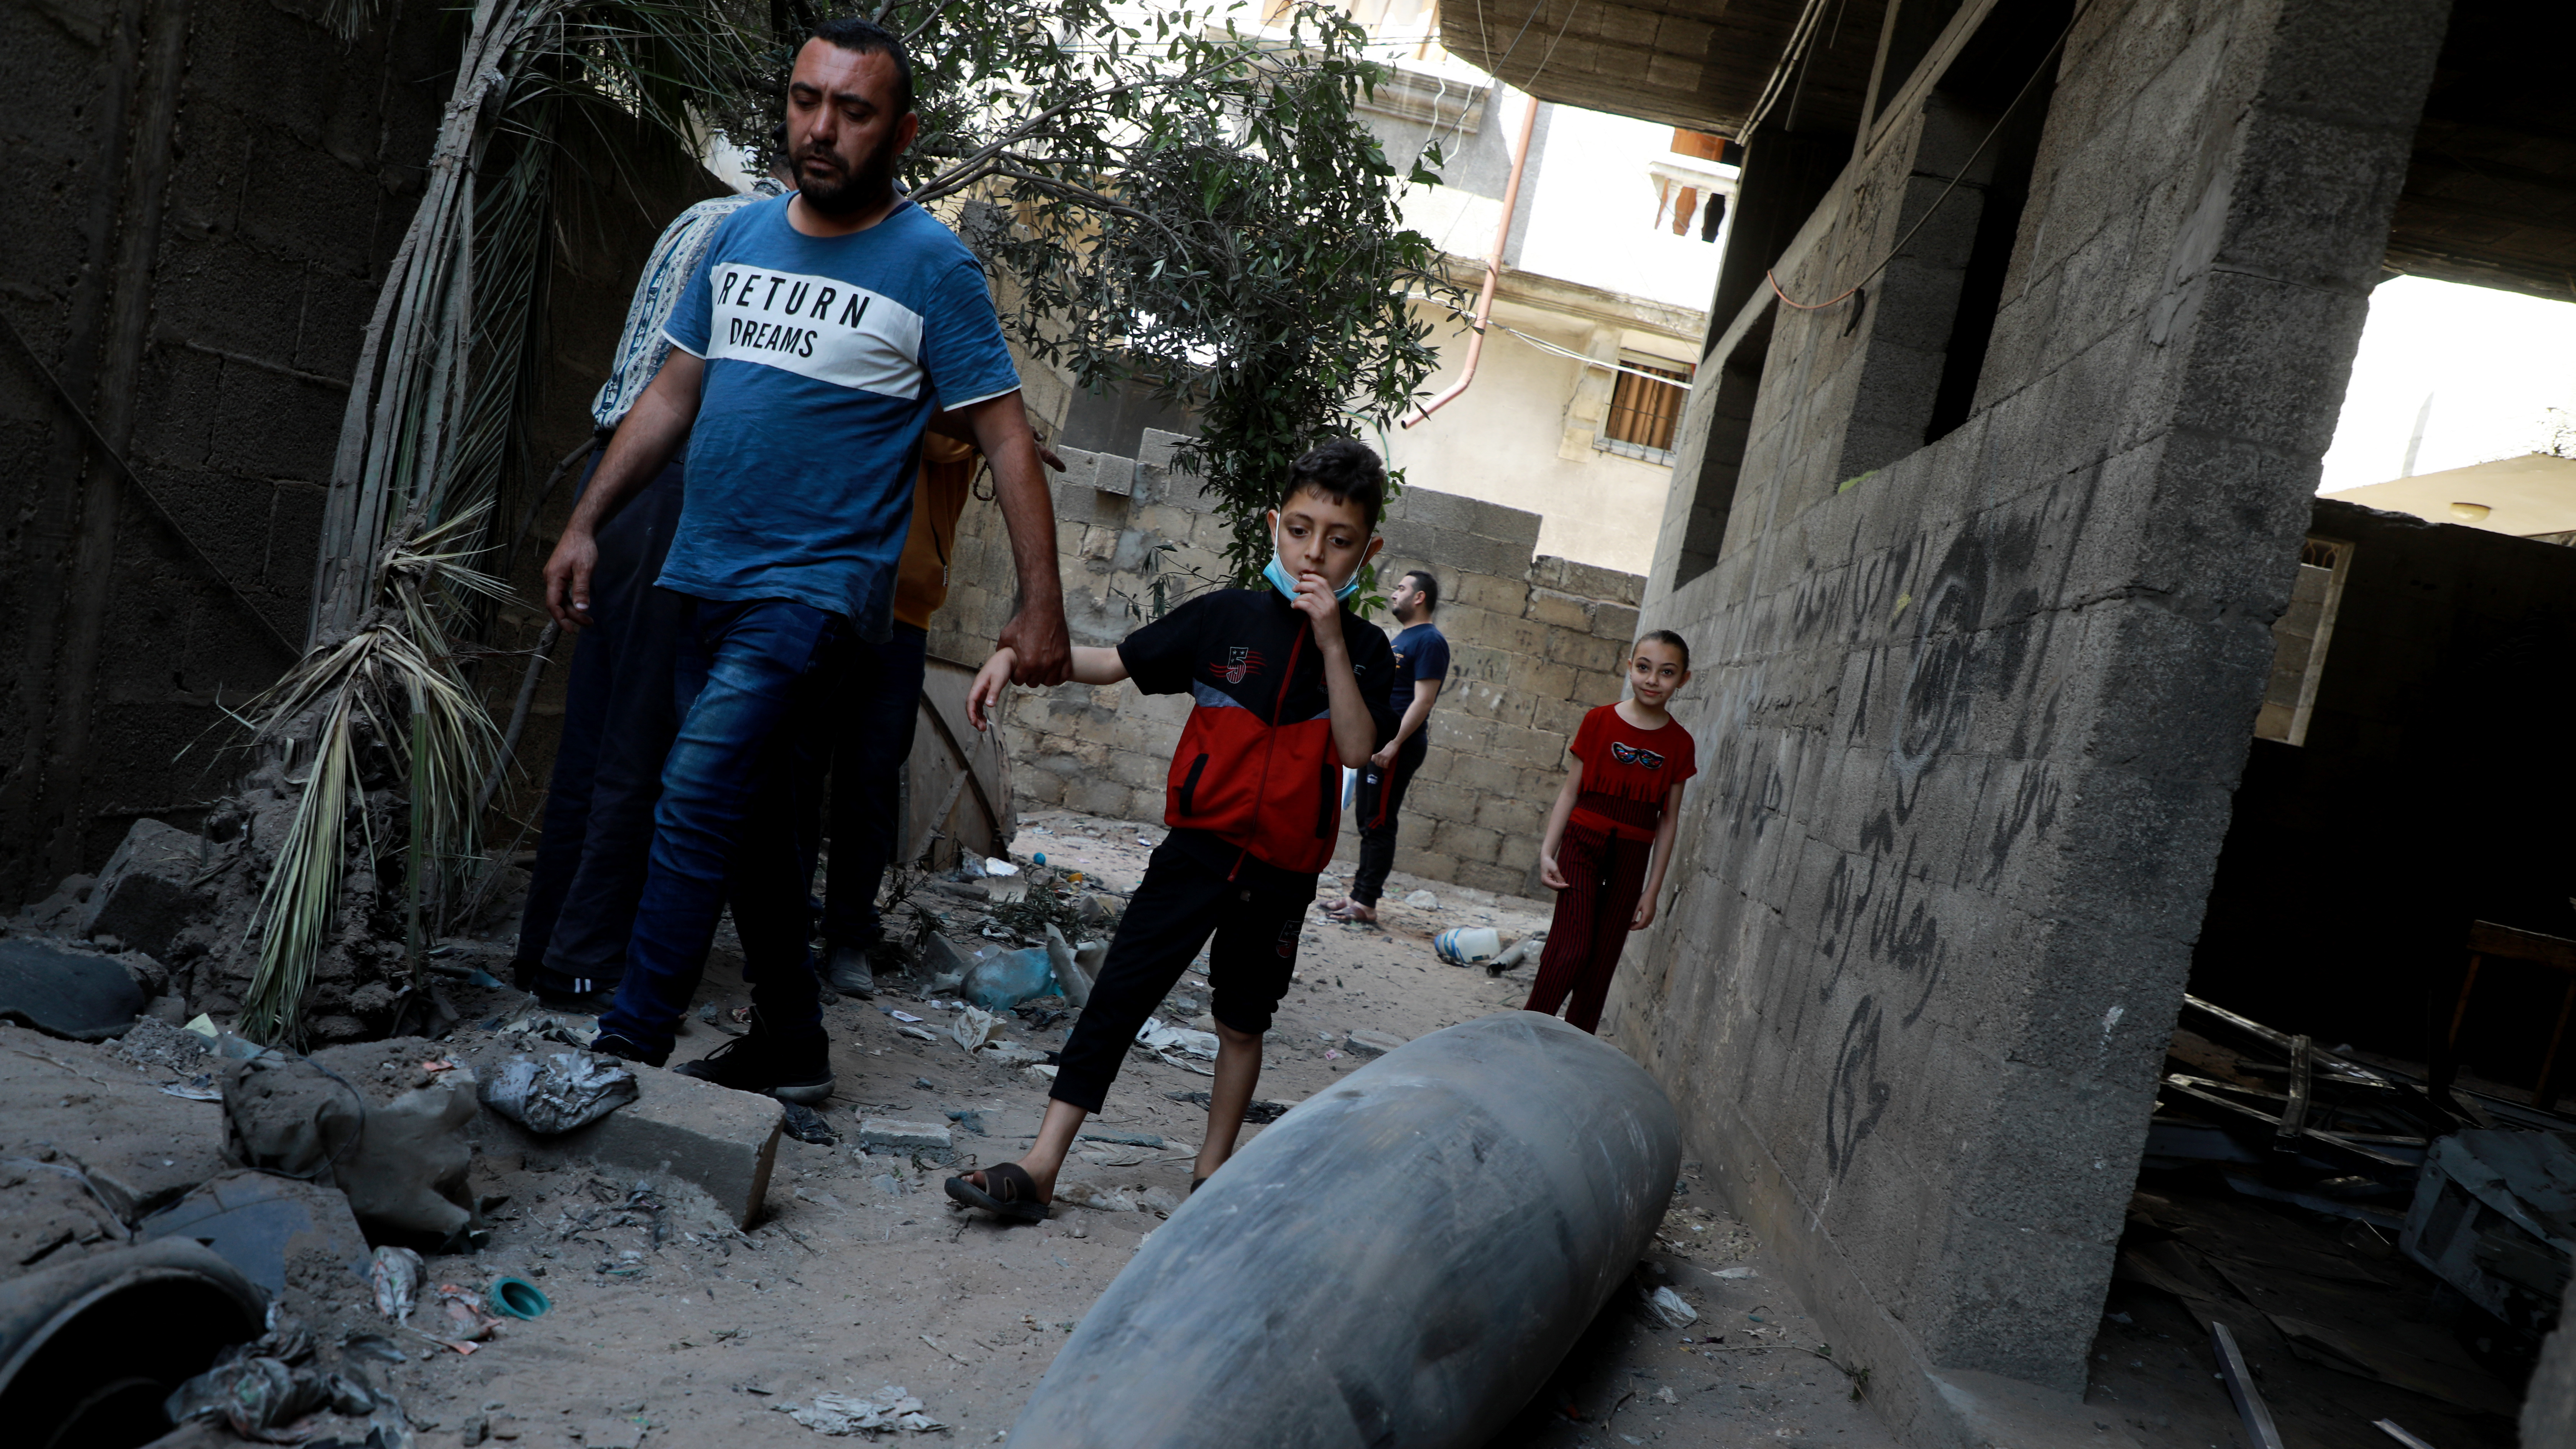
[1047,834,1315,1114]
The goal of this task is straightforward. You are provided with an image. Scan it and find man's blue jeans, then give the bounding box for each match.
[600,595,847,1056]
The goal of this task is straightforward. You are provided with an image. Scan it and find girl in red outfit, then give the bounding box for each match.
[1525,631,1695,1033]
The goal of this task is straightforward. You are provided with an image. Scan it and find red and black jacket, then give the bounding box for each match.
[1118,587,1398,880]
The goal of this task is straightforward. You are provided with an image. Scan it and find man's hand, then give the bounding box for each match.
[958,392,1073,687]
[1540,853,1570,892]
[1369,743,1397,771]
[1630,895,1658,931]
[543,530,600,630]
[966,647,1018,731]
[999,606,1071,686]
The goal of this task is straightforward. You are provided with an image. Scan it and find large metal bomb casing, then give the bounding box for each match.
[1010,1010,1681,1448]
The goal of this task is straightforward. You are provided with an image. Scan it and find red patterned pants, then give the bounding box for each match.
[1524,820,1652,1033]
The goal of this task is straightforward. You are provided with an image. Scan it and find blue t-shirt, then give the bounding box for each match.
[1389,622,1450,712]
[659,195,1021,635]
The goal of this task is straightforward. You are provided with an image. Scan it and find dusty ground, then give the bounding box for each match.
[154,807,1901,1448]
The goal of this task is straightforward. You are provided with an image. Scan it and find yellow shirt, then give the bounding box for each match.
[893,434,979,631]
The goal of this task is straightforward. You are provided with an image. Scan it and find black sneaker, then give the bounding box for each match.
[533,972,616,1014]
[823,944,877,998]
[672,1032,834,1105]
[589,1031,668,1068]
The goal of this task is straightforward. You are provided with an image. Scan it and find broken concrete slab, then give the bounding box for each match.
[858,1119,953,1153]
[474,1066,781,1227]
[0,1024,229,1238]
[79,818,212,960]
[0,938,146,1042]
[138,1170,370,1298]
[1343,1028,1407,1058]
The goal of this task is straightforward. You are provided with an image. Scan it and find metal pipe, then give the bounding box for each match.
[1401,93,1541,428]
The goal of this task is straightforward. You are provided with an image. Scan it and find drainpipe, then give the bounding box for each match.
[1402,93,1541,429]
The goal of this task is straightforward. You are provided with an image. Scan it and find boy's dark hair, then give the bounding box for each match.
[1637,629,1691,669]
[1402,569,1439,611]
[1281,438,1387,532]
[809,16,915,116]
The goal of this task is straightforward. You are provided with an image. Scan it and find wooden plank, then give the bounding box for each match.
[2467,919,2576,973]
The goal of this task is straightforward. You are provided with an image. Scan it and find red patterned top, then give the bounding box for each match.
[1567,705,1696,840]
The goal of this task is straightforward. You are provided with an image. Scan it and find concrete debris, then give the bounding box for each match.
[1402,890,1439,910]
[1064,1186,1135,1212]
[858,1119,953,1153]
[475,1064,782,1227]
[0,937,146,1041]
[114,1013,213,1074]
[478,1052,639,1135]
[1342,1028,1408,1058]
[780,1385,945,1434]
[136,1170,370,1298]
[79,818,215,961]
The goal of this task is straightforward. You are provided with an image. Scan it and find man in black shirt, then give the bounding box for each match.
[1325,568,1448,924]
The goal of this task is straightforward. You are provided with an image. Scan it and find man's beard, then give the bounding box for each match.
[797,133,901,216]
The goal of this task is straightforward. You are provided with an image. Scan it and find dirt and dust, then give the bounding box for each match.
[2,805,1896,1448]
[312,807,1897,1447]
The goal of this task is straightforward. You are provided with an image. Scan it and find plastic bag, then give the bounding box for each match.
[478,1051,638,1134]
[960,946,1057,1012]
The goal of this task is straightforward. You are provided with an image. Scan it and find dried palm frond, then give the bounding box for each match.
[239,0,754,1044]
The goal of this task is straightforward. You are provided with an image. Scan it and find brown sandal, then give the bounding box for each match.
[945,1162,1051,1224]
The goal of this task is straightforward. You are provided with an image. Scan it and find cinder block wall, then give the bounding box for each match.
[928,430,1646,895]
[1602,0,2451,1439]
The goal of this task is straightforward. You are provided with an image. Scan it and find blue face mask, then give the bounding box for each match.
[1263,531,1362,603]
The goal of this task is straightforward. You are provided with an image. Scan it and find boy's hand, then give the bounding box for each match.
[967,648,1017,731]
[1630,896,1657,931]
[1289,572,1342,646]
[1369,742,1397,770]
[1540,853,1569,892]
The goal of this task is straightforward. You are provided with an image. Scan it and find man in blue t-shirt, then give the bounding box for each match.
[541,18,1070,1100]
[1325,569,1449,924]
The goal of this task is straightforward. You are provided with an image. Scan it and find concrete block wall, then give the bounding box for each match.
[1605,0,2450,1439]
[928,430,1646,895]
[0,0,453,898]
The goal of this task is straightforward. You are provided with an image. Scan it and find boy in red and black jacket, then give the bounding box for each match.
[946,439,1399,1222]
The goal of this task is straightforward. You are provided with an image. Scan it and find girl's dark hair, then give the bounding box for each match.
[809,16,915,115]
[1402,569,1439,610]
[1281,438,1387,532]
[1637,629,1691,669]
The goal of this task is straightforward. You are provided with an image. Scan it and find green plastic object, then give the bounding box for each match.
[486,1276,549,1320]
